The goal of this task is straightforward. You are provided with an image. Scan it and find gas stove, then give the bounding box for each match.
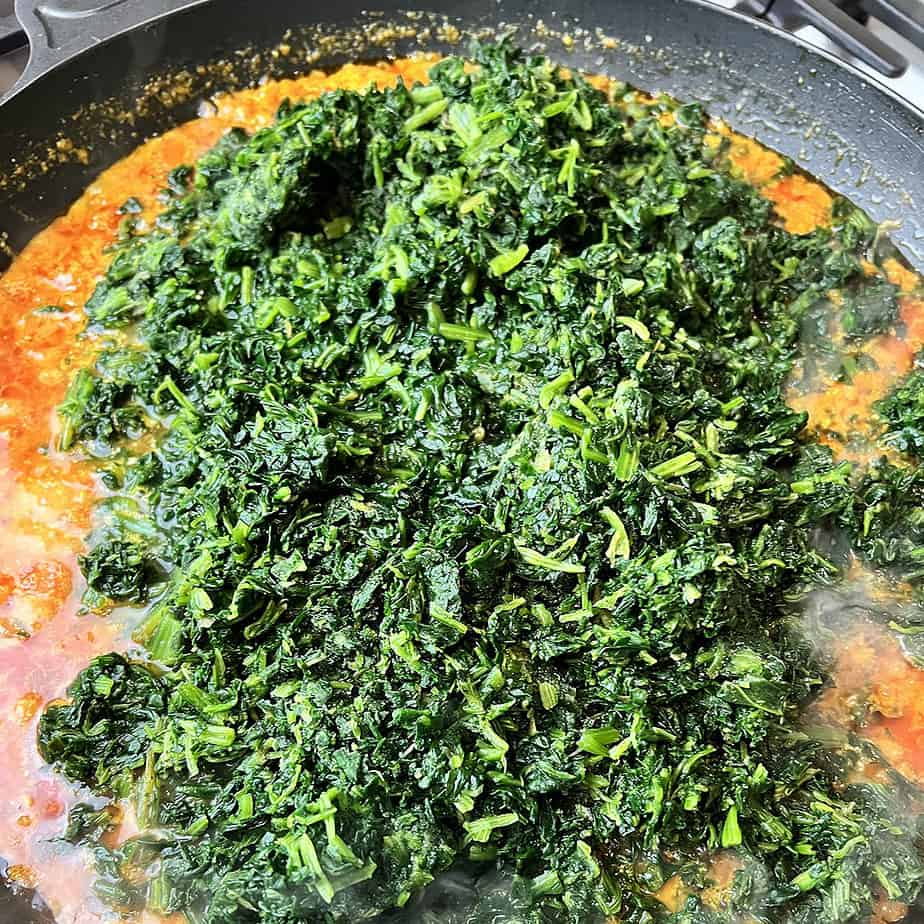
[0,0,921,107]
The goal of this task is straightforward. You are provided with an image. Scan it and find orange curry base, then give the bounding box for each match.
[816,626,924,783]
[0,53,922,922]
[787,288,924,464]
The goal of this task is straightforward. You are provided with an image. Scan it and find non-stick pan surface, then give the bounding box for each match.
[0,1,923,920]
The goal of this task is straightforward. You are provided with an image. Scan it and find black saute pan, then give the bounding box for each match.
[0,0,923,921]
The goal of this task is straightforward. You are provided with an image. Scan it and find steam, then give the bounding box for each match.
[380,864,534,924]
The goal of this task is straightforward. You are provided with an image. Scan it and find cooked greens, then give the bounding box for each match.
[40,44,924,924]
[878,356,924,456]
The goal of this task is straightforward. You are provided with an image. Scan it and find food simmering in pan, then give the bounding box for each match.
[2,42,924,924]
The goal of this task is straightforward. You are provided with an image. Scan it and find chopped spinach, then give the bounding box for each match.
[38,44,924,924]
[878,355,924,456]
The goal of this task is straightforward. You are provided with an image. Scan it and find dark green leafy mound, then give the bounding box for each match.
[40,44,924,924]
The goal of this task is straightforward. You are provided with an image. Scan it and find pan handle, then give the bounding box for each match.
[2,0,206,101]
[736,0,918,77]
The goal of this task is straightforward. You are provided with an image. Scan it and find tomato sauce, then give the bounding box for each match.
[0,54,921,922]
